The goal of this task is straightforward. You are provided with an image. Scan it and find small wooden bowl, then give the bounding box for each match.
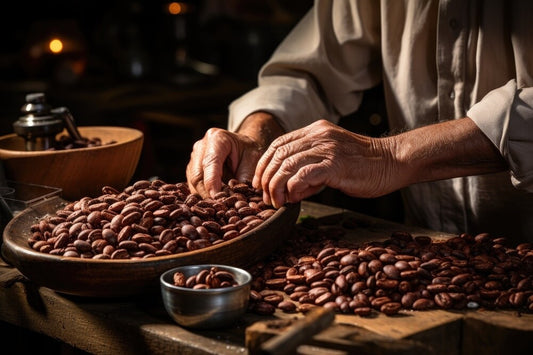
[1,197,301,298]
[0,126,143,200]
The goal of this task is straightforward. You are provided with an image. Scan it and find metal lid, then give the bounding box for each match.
[20,92,53,117]
[13,92,65,150]
[14,91,64,137]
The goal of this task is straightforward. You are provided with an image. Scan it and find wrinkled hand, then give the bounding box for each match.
[253,120,399,208]
[186,127,265,198]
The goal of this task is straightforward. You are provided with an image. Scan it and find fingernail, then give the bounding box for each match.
[263,192,271,207]
[272,194,284,209]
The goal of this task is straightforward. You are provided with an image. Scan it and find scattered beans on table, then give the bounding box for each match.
[246,217,533,316]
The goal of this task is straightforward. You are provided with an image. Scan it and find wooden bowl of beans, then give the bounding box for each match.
[1,179,301,297]
[0,126,143,201]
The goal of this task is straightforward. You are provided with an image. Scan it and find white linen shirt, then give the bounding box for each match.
[228,0,533,242]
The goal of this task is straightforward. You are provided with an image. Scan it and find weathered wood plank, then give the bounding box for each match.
[1,201,532,354]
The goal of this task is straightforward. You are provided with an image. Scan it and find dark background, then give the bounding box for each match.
[0,0,402,221]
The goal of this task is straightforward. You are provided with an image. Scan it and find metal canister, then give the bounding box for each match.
[12,93,82,151]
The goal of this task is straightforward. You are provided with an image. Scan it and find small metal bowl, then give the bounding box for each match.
[160,264,252,329]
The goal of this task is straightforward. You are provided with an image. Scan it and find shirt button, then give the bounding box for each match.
[449,91,455,100]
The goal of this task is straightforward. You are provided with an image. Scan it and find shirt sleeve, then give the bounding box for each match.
[467,80,533,191]
[228,0,382,133]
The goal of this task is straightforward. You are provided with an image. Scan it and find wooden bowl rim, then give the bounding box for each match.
[1,196,301,297]
[4,201,296,265]
[0,126,143,157]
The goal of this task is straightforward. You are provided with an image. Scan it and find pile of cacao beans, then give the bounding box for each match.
[27,179,277,259]
[247,217,533,316]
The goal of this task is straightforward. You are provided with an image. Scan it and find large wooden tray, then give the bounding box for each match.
[244,203,533,355]
[1,196,300,298]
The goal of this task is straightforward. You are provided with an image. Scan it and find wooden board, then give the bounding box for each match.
[245,202,533,355]
[1,201,531,355]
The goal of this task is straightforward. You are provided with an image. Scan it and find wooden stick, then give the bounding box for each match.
[259,307,336,355]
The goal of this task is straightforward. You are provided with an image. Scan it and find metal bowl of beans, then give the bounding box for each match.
[160,264,252,329]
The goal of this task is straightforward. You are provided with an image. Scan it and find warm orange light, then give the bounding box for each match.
[168,2,187,15]
[49,38,63,53]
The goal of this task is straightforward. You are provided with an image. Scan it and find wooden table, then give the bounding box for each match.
[1,201,531,354]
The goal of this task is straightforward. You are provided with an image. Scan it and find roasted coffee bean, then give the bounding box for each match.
[278,300,297,313]
[158,229,174,245]
[426,284,448,293]
[111,249,129,259]
[131,233,152,244]
[358,250,376,261]
[314,291,334,305]
[264,293,284,305]
[371,296,392,309]
[376,279,399,290]
[73,240,92,253]
[289,291,308,302]
[295,303,317,314]
[380,302,401,316]
[304,269,325,284]
[253,302,276,315]
[412,298,435,310]
[249,290,262,302]
[308,286,328,299]
[400,292,418,308]
[353,307,372,317]
[368,259,383,274]
[383,264,400,279]
[317,247,336,261]
[63,250,80,258]
[451,273,471,286]
[434,292,453,309]
[379,253,398,264]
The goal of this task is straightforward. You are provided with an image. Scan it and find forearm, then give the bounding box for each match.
[389,117,508,186]
[236,112,286,151]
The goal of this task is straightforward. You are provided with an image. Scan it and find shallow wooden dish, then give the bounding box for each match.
[1,197,300,298]
[0,126,143,201]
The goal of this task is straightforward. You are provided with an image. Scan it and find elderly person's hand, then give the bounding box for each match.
[253,119,400,208]
[253,118,507,209]
[186,112,285,198]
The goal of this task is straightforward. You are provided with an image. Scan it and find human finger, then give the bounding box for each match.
[201,133,233,197]
[252,126,311,189]
[260,138,316,205]
[285,161,331,203]
[186,139,210,197]
[265,149,327,208]
[186,128,234,198]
